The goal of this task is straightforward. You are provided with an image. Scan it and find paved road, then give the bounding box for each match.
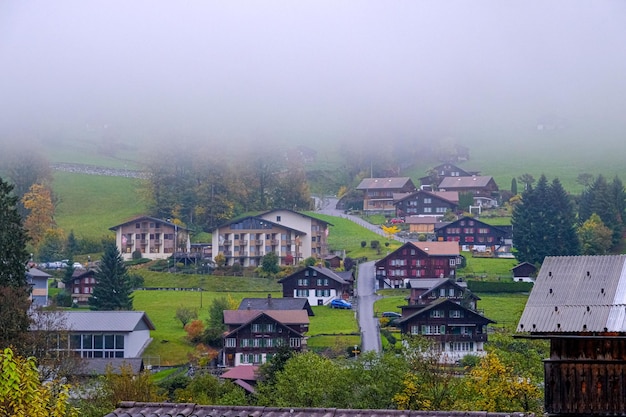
[357,260,381,353]
[317,196,385,352]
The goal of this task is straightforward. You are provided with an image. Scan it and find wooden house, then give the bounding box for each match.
[395,298,494,363]
[511,262,537,282]
[374,241,461,289]
[222,309,309,367]
[437,176,499,198]
[70,268,97,305]
[404,216,444,238]
[435,216,509,253]
[419,163,479,187]
[517,255,626,415]
[394,190,459,218]
[356,177,416,214]
[278,266,354,306]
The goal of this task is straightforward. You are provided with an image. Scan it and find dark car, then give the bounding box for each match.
[382,311,401,319]
[330,299,352,309]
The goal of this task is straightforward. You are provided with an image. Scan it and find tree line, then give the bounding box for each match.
[512,173,626,265]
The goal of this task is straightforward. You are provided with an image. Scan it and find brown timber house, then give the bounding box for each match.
[517,255,626,415]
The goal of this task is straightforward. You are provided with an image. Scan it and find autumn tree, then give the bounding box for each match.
[89,243,133,310]
[578,213,613,255]
[457,353,542,413]
[0,148,52,218]
[22,183,56,247]
[0,347,78,417]
[175,305,198,328]
[578,175,626,249]
[0,177,31,352]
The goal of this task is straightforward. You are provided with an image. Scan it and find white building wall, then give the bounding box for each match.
[126,328,152,357]
[260,210,313,258]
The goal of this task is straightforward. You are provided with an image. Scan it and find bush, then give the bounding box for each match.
[132,249,143,260]
[466,280,533,293]
[360,241,367,248]
[370,240,379,249]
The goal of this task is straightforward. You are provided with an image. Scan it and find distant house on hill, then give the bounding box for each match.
[238,294,314,316]
[356,177,416,214]
[27,268,51,307]
[278,266,354,306]
[437,176,499,199]
[394,190,459,218]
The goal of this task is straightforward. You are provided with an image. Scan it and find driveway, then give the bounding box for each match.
[357,260,381,353]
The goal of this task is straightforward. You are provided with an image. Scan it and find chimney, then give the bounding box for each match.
[247,301,251,310]
[267,294,272,304]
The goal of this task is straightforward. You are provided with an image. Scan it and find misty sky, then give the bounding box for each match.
[2,1,626,146]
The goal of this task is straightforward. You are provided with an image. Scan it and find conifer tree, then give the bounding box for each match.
[0,177,31,351]
[89,243,133,310]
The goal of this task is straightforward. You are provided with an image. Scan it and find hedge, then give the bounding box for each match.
[466,280,533,293]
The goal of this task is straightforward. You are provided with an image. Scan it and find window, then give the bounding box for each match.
[449,259,456,266]
[251,324,262,333]
[315,289,330,297]
[410,325,420,335]
[424,207,432,213]
[296,289,309,297]
[225,338,236,347]
[421,325,445,335]
[449,310,463,318]
[276,216,281,222]
[465,236,474,243]
[290,338,301,348]
[449,288,455,297]
[478,228,489,234]
[436,207,447,213]
[424,198,432,204]
[305,270,309,276]
[430,310,444,318]
[297,278,309,286]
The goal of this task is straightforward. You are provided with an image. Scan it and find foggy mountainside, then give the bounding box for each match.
[2,1,626,191]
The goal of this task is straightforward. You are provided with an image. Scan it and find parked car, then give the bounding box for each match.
[330,299,352,309]
[72,262,84,269]
[381,311,401,319]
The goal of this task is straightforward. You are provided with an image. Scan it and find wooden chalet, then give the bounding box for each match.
[419,163,479,187]
[356,177,416,214]
[395,298,494,363]
[404,216,445,238]
[374,241,461,289]
[70,268,97,305]
[517,255,626,415]
[394,190,459,218]
[511,262,537,282]
[222,309,309,367]
[278,266,354,306]
[404,278,478,310]
[435,216,509,253]
[238,294,314,316]
[437,175,499,198]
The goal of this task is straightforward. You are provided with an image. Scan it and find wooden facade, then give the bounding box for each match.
[435,216,508,251]
[394,190,459,218]
[278,266,354,306]
[356,177,416,214]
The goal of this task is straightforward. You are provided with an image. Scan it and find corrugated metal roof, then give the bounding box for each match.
[61,311,156,332]
[356,177,413,190]
[438,176,494,189]
[104,402,531,417]
[517,255,626,333]
[410,241,460,256]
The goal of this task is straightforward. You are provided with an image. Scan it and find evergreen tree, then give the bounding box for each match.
[66,229,80,257]
[511,178,518,195]
[0,177,31,351]
[512,175,579,265]
[579,175,624,249]
[89,243,133,310]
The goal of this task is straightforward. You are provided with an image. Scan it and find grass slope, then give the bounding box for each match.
[53,172,147,239]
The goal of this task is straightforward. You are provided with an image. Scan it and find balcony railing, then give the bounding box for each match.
[255,239,263,245]
[270,239,279,245]
[223,240,232,245]
[238,240,248,245]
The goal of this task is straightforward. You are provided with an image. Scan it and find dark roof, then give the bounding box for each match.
[109,215,189,231]
[396,298,495,326]
[238,296,314,316]
[224,310,310,326]
[26,268,52,278]
[438,216,509,235]
[220,365,259,381]
[260,208,333,226]
[105,402,532,417]
[278,266,353,285]
[394,190,459,205]
[511,262,537,272]
[210,215,306,234]
[517,255,626,335]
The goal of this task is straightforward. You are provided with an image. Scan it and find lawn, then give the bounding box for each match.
[132,278,359,365]
[53,172,147,240]
[136,269,281,293]
[458,252,519,279]
[306,212,402,259]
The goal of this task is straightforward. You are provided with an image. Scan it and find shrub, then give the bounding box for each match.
[370,240,379,249]
[184,320,205,343]
[132,249,143,260]
[360,241,367,248]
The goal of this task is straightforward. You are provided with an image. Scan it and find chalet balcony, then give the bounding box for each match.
[286,239,294,245]
[240,251,249,257]
[153,239,162,245]
[270,239,279,245]
[223,240,232,245]
[425,333,487,343]
[238,240,248,245]
[255,239,263,245]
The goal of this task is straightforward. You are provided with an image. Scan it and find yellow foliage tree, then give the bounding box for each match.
[0,347,78,417]
[458,353,542,413]
[381,224,400,240]
[22,183,56,247]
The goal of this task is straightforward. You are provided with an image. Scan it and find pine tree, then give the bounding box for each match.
[0,177,31,351]
[579,175,624,249]
[89,243,133,310]
[512,175,579,265]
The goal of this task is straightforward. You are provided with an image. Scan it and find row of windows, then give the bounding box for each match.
[410,325,476,336]
[251,323,276,333]
[135,222,162,229]
[429,308,464,318]
[68,334,124,358]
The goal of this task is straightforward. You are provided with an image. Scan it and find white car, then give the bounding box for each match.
[72,262,84,269]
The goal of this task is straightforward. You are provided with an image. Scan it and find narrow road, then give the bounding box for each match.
[357,261,381,353]
[316,196,383,352]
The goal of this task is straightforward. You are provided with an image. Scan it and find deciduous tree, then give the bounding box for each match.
[578,213,613,255]
[22,183,56,247]
[175,305,198,328]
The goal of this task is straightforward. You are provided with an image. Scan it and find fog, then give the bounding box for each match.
[2,1,626,149]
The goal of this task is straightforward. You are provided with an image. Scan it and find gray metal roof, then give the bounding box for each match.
[104,402,532,417]
[438,176,494,189]
[517,255,626,334]
[239,296,314,315]
[356,177,413,190]
[61,311,156,332]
